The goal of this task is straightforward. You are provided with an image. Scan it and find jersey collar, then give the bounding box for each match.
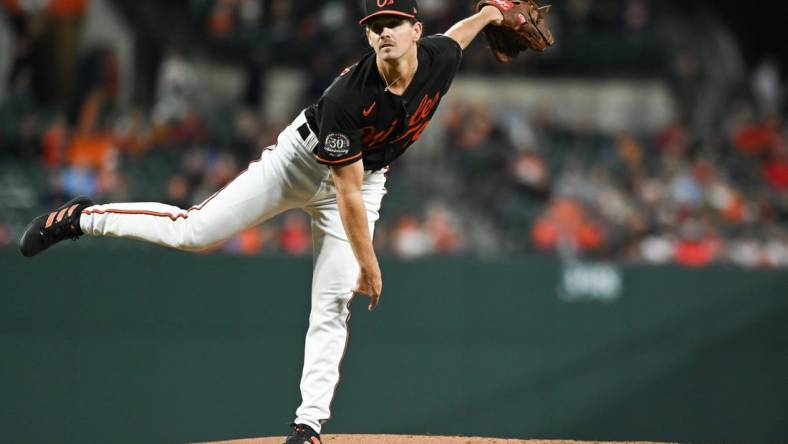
[377,42,425,101]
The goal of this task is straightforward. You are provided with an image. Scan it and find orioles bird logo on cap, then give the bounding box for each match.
[361,0,418,25]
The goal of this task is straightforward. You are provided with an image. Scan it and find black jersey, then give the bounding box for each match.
[305,34,462,171]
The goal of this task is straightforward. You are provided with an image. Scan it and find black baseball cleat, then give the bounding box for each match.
[284,423,321,444]
[18,196,95,257]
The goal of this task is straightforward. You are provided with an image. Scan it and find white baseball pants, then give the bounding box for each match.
[80,111,387,433]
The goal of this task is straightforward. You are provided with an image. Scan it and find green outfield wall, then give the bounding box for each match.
[1,246,786,444]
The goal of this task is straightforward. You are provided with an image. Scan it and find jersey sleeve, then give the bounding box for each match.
[313,97,363,167]
[419,34,463,92]
[421,35,462,67]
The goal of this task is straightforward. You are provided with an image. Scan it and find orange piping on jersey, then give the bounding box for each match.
[315,152,363,165]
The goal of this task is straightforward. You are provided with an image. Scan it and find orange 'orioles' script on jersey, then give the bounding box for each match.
[306,35,462,170]
[360,91,440,150]
[395,91,441,143]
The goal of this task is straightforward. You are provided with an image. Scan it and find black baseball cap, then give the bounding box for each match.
[359,0,419,25]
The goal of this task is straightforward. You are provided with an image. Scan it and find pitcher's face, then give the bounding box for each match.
[366,16,422,61]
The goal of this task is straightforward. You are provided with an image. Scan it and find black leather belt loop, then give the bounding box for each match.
[297,123,311,142]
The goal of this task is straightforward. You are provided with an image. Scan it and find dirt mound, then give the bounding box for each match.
[196,435,670,444]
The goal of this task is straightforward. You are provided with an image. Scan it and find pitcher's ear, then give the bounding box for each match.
[365,27,374,48]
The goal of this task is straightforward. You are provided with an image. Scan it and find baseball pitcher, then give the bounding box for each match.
[19,1,554,442]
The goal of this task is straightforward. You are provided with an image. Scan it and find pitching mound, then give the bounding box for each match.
[196,436,669,444]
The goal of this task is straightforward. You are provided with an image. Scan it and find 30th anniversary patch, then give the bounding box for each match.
[324,133,352,158]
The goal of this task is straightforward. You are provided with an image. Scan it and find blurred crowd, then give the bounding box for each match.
[1,0,787,268]
[189,0,660,75]
[479,98,788,268]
